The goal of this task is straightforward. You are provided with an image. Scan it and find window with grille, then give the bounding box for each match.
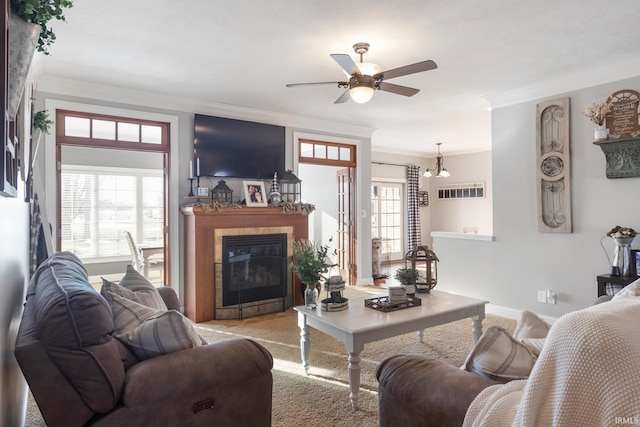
[60,165,164,259]
[299,139,355,166]
[371,182,404,261]
[57,109,169,151]
[437,182,485,199]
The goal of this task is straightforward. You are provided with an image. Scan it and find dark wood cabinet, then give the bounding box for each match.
[596,274,637,297]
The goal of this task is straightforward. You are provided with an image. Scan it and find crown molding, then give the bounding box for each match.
[35,75,375,138]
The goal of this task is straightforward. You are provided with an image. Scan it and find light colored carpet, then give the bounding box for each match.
[25,286,516,426]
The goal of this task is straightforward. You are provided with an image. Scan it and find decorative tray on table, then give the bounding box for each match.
[364,295,422,312]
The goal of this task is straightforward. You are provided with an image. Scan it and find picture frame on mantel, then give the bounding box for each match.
[243,180,268,207]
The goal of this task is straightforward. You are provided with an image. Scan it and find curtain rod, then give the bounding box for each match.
[372,161,417,167]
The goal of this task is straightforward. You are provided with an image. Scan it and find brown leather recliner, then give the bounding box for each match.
[376,355,500,427]
[15,252,273,427]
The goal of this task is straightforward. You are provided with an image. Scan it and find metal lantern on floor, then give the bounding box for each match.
[405,245,439,293]
[280,169,302,204]
[211,179,233,205]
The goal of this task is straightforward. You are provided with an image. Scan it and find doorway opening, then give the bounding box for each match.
[55,110,170,286]
[297,138,357,286]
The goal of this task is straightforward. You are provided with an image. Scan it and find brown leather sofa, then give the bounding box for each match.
[15,252,273,427]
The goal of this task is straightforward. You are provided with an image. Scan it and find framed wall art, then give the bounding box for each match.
[243,180,268,207]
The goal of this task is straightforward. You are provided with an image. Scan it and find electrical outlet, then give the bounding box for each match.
[546,290,557,304]
[537,290,547,303]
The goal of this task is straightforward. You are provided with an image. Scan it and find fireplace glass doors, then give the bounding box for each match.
[221,233,289,307]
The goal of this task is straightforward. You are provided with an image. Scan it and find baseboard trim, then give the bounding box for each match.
[486,303,558,324]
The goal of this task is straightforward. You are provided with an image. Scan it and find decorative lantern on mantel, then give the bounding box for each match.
[211,179,233,205]
[405,245,439,293]
[280,169,302,204]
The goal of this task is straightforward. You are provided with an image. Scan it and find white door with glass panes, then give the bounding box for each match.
[371,182,404,262]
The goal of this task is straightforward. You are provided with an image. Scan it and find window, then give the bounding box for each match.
[60,165,164,259]
[437,181,485,199]
[371,182,404,261]
[299,139,355,166]
[58,110,168,150]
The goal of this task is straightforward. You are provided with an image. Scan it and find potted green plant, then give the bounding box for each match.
[8,0,73,118]
[33,109,53,134]
[289,239,334,308]
[394,267,419,295]
[11,0,74,55]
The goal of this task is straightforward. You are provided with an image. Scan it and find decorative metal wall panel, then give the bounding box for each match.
[536,97,572,233]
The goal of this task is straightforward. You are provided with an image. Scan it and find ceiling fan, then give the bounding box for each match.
[286,42,437,104]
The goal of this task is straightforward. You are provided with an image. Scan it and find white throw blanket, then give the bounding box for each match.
[464,298,640,426]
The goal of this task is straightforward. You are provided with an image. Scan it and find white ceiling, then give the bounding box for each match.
[37,0,640,157]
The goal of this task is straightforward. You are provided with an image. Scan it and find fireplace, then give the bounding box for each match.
[182,206,308,322]
[222,233,288,306]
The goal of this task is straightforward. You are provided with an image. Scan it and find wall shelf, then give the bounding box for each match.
[593,137,640,179]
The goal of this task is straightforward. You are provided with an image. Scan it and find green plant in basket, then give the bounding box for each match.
[11,0,74,54]
[289,239,335,285]
[394,267,419,286]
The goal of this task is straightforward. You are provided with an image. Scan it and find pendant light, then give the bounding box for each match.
[423,143,450,178]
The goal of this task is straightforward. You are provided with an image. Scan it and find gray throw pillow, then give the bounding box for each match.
[101,265,167,311]
[107,292,201,360]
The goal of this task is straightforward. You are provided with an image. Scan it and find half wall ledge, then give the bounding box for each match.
[431,231,495,242]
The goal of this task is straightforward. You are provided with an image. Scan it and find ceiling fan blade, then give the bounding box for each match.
[378,82,420,97]
[330,53,361,76]
[376,60,437,81]
[334,89,351,104]
[286,81,346,88]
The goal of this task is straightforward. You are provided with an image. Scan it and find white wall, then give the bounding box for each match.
[428,151,493,236]
[432,75,640,319]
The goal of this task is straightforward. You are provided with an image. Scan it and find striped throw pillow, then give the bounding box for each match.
[107,292,201,360]
[462,325,537,382]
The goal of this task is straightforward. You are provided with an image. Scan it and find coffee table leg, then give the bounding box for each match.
[472,314,484,343]
[297,312,311,374]
[418,329,425,343]
[348,351,361,410]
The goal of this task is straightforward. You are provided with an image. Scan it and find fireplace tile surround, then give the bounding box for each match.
[181,206,309,322]
[215,226,293,319]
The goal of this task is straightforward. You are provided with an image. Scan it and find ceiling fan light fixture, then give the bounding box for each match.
[350,85,375,103]
[357,62,381,76]
[349,74,376,103]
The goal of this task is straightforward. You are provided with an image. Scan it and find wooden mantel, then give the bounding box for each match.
[181,206,308,322]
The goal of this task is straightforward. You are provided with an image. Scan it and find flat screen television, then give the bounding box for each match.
[194,114,285,179]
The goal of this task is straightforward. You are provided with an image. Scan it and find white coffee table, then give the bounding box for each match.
[294,290,487,410]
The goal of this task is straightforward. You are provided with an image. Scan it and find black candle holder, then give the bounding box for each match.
[188,178,195,197]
